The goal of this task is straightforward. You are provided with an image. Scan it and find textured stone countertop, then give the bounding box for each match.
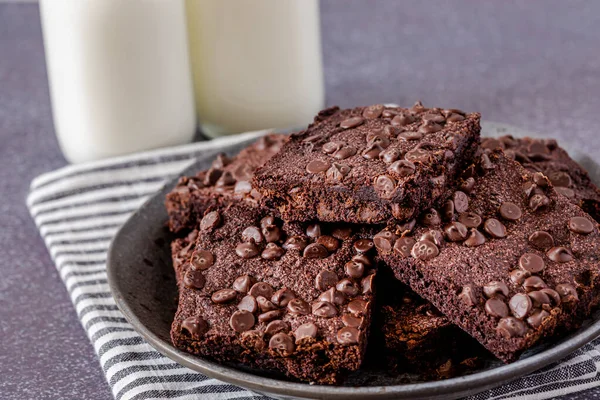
[1,1,600,399]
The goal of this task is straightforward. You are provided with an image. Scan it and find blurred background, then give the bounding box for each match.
[1,1,600,399]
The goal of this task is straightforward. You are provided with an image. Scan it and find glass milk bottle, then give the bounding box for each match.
[186,0,325,137]
[40,0,196,163]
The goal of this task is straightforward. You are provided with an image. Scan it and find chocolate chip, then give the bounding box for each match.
[287,298,310,315]
[236,242,260,259]
[555,187,575,198]
[399,131,423,141]
[532,172,549,187]
[333,146,358,160]
[232,275,254,293]
[411,240,439,260]
[391,113,415,127]
[242,226,263,243]
[319,287,346,305]
[529,194,550,212]
[405,148,431,164]
[460,177,476,194]
[269,332,295,354]
[523,276,548,292]
[322,141,342,154]
[444,222,468,242]
[569,216,595,234]
[380,148,402,164]
[363,104,384,119]
[442,108,465,118]
[446,113,465,123]
[528,231,554,250]
[303,243,329,259]
[212,289,237,304]
[442,200,455,221]
[216,171,236,187]
[527,290,551,308]
[337,327,360,345]
[265,320,289,336]
[354,239,374,253]
[393,237,416,257]
[556,283,579,303]
[191,250,214,270]
[548,171,572,187]
[372,230,396,253]
[541,288,562,306]
[316,235,340,252]
[184,270,205,289]
[362,274,375,294]
[304,224,321,238]
[398,219,417,233]
[230,310,255,332]
[421,208,441,226]
[497,317,528,338]
[547,247,573,263]
[499,202,522,221]
[340,117,364,129]
[271,288,295,308]
[262,225,282,243]
[510,269,531,285]
[519,253,545,273]
[527,309,550,328]
[326,163,352,182]
[509,293,532,319]
[249,282,274,299]
[483,218,507,238]
[480,153,494,171]
[458,212,482,228]
[261,243,285,260]
[419,121,443,134]
[458,285,478,307]
[203,168,222,186]
[336,279,359,296]
[258,310,282,323]
[306,159,330,174]
[452,191,469,213]
[374,175,396,199]
[256,296,277,313]
[362,142,384,159]
[485,298,509,318]
[181,316,209,339]
[483,281,509,299]
[367,131,391,148]
[422,112,446,123]
[464,228,486,247]
[345,260,365,279]
[260,216,276,229]
[388,160,416,177]
[200,211,221,230]
[331,226,352,240]
[315,270,338,291]
[420,230,444,247]
[348,298,368,316]
[283,236,309,251]
[312,301,337,318]
[294,323,318,342]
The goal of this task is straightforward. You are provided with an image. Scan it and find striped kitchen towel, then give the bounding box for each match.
[27,125,600,400]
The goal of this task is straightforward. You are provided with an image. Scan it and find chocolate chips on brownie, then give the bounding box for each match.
[253,103,481,224]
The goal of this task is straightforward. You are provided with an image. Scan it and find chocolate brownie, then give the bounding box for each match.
[252,103,481,224]
[376,150,600,362]
[376,277,485,378]
[482,135,600,222]
[166,134,286,233]
[170,201,377,384]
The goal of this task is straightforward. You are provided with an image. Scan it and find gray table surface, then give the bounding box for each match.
[1,1,600,399]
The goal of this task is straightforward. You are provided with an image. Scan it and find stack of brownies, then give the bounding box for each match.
[165,103,600,384]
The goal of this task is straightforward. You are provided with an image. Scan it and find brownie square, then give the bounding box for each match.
[166,134,286,233]
[253,103,481,224]
[482,135,600,222]
[170,201,377,384]
[376,150,600,362]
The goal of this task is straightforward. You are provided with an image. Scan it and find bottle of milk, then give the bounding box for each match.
[40,0,196,163]
[185,0,325,137]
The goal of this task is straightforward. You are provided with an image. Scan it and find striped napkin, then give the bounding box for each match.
[27,127,600,400]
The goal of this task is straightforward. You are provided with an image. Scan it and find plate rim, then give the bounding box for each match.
[107,121,600,399]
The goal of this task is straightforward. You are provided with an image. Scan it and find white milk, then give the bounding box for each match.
[186,0,324,137]
[40,0,196,163]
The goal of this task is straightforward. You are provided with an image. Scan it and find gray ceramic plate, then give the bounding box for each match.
[107,122,600,400]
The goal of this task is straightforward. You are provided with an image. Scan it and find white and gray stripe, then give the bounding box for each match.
[28,129,600,400]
